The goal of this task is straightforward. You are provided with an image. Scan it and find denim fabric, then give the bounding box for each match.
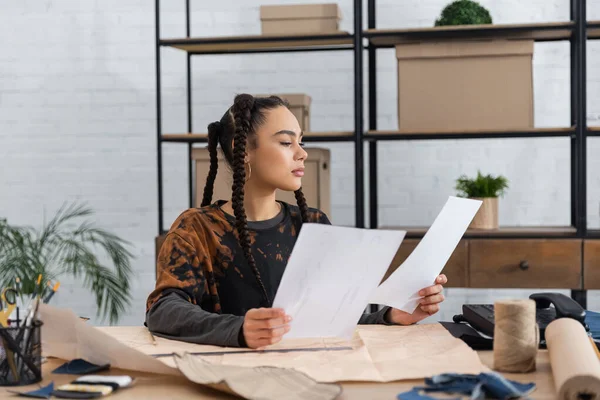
[398,372,535,400]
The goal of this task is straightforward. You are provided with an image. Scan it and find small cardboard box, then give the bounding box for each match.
[256,93,311,131]
[281,93,311,132]
[395,39,534,131]
[259,3,341,35]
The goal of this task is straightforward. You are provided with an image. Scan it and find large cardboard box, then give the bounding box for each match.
[192,146,331,217]
[395,39,534,131]
[256,93,311,131]
[259,3,341,35]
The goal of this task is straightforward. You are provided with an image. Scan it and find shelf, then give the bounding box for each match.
[380,226,578,239]
[162,134,207,143]
[160,32,354,54]
[589,21,600,39]
[365,22,574,47]
[588,127,600,136]
[366,126,574,141]
[587,230,600,239]
[161,131,355,143]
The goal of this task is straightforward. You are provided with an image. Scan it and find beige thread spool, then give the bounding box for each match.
[493,299,539,373]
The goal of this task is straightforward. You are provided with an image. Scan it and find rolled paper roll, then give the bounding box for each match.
[493,299,539,373]
[546,318,600,399]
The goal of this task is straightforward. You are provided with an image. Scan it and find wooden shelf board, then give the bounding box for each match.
[588,126,600,135]
[160,32,353,54]
[588,21,600,39]
[162,134,208,142]
[366,126,574,140]
[380,226,577,239]
[365,22,574,46]
[162,131,354,143]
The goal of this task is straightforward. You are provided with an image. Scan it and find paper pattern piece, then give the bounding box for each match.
[174,353,342,400]
[100,324,487,383]
[370,196,481,313]
[37,303,180,376]
[272,223,406,339]
[37,304,343,399]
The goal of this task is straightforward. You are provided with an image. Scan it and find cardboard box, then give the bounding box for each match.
[192,146,331,216]
[256,93,311,131]
[259,3,341,35]
[282,93,311,132]
[395,39,534,131]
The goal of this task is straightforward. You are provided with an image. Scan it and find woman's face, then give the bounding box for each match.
[246,106,308,192]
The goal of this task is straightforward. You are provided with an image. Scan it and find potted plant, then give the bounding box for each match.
[434,0,492,26]
[455,171,509,230]
[0,202,134,324]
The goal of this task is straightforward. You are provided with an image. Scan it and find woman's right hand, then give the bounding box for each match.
[243,307,292,349]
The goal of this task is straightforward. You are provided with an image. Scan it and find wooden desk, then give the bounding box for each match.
[1,351,556,399]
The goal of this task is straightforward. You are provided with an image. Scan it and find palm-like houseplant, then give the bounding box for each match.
[0,202,134,324]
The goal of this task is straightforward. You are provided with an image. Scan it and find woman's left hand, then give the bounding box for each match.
[385,274,448,326]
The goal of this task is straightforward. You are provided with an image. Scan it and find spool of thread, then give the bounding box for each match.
[493,299,539,373]
[546,318,600,399]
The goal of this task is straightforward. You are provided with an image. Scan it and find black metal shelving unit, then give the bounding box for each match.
[154,0,363,236]
[155,1,597,304]
[365,0,595,307]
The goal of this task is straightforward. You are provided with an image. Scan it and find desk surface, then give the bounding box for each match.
[1,351,556,399]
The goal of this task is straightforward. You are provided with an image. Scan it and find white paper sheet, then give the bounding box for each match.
[272,223,406,340]
[369,196,482,313]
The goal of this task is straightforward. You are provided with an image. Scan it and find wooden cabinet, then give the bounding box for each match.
[469,239,582,289]
[584,240,600,289]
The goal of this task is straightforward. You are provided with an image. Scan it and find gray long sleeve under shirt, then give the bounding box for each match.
[146,289,393,347]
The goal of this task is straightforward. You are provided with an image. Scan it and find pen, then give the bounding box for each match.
[149,330,157,346]
[43,282,60,304]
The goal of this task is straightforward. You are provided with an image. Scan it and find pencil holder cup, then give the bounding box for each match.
[0,320,43,386]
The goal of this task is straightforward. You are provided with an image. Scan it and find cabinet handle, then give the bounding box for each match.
[519,260,529,271]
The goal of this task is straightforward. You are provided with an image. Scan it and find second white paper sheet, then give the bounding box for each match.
[272,223,406,340]
[369,196,482,313]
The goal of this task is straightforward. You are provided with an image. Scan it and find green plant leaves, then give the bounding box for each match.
[0,202,134,324]
[435,0,493,27]
[455,170,509,198]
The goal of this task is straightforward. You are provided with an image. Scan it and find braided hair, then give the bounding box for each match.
[201,93,309,305]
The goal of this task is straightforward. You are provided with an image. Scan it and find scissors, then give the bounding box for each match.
[0,287,18,327]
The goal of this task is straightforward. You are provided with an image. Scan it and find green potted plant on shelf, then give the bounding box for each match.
[455,170,509,230]
[434,0,492,27]
[0,202,134,324]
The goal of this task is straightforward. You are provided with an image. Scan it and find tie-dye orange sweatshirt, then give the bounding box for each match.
[145,200,391,347]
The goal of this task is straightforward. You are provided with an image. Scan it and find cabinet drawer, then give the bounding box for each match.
[469,239,582,289]
[381,239,468,287]
[584,240,600,289]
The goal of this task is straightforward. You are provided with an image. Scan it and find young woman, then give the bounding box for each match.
[145,94,448,349]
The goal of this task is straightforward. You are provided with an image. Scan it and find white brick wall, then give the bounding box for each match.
[1,0,599,326]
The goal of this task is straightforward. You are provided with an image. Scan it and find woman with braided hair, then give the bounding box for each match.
[145,94,447,349]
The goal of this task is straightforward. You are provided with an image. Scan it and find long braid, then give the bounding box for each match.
[294,188,309,223]
[201,122,221,207]
[231,95,270,306]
